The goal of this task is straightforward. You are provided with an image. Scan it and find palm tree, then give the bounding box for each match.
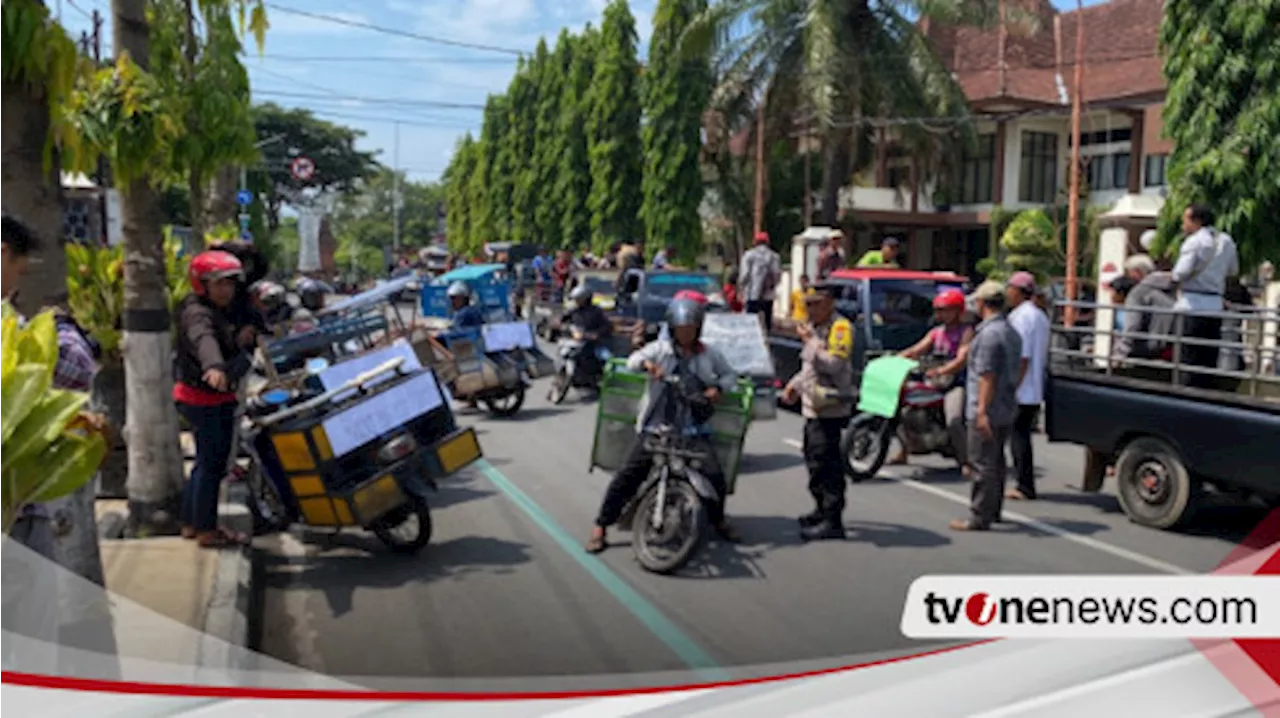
[687,0,1003,230]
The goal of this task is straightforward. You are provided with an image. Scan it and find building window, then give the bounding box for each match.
[1019,131,1059,203]
[1076,128,1132,146]
[958,134,995,204]
[1144,154,1168,187]
[1084,152,1130,191]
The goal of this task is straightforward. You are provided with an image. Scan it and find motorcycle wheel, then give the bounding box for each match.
[371,495,433,554]
[631,480,705,575]
[549,367,572,404]
[485,385,526,417]
[842,414,894,483]
[244,459,291,535]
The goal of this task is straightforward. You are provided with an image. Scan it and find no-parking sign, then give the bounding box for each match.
[290,156,315,181]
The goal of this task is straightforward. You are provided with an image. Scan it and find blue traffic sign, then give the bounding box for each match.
[236,189,253,206]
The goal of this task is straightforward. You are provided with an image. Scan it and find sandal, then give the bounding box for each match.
[180,526,197,540]
[197,527,249,549]
[584,534,607,554]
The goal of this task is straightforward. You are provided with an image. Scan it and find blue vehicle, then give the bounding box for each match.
[422,264,512,323]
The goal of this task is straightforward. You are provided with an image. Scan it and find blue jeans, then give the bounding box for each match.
[176,402,237,533]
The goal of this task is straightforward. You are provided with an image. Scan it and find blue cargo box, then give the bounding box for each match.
[422,264,512,321]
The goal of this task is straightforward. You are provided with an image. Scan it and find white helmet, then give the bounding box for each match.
[446,281,471,299]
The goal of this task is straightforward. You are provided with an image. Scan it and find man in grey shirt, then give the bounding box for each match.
[1170,203,1239,388]
[739,231,781,332]
[952,280,1022,531]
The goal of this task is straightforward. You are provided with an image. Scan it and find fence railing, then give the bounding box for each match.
[1049,299,1280,400]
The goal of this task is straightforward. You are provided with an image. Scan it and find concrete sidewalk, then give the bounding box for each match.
[95,483,256,668]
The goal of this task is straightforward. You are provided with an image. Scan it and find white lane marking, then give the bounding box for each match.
[964,650,1209,718]
[781,438,1193,576]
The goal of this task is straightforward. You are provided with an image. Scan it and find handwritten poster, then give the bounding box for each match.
[482,322,535,352]
[700,313,776,378]
[317,339,423,392]
[321,370,444,457]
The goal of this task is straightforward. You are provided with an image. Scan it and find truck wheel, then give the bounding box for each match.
[1114,437,1196,530]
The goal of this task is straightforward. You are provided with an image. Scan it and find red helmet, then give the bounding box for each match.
[188,250,244,297]
[933,289,965,310]
[674,289,708,305]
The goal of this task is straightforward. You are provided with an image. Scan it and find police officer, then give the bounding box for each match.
[782,283,855,541]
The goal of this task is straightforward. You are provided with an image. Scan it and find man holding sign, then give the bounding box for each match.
[782,284,855,541]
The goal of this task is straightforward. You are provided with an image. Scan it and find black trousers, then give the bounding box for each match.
[804,417,849,521]
[746,299,774,333]
[1010,405,1040,498]
[1177,314,1222,389]
[595,436,727,529]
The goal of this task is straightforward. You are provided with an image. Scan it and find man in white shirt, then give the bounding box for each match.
[1004,272,1049,501]
[1170,203,1239,389]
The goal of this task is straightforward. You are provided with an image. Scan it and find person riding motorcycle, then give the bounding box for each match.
[585,298,742,554]
[895,288,973,470]
[294,274,332,313]
[554,284,614,390]
[446,281,485,330]
[250,281,291,329]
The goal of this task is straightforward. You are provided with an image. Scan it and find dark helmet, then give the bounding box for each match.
[666,297,704,329]
[569,284,592,305]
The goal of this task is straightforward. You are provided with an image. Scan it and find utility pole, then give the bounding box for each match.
[392,121,402,254]
[753,95,766,237]
[802,119,812,225]
[1064,0,1085,327]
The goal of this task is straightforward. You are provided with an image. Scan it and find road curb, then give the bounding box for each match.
[197,482,257,671]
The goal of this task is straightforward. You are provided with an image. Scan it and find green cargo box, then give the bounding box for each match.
[589,358,755,494]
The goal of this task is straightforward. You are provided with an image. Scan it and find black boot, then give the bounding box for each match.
[800,520,846,542]
[797,510,824,527]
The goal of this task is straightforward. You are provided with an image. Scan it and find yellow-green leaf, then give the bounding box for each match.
[1,389,89,472]
[19,432,107,505]
[1,365,52,444]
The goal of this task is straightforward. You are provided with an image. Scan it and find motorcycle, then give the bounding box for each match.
[616,372,721,575]
[842,358,962,482]
[548,326,611,404]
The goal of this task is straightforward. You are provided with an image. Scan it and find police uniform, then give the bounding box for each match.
[784,290,855,538]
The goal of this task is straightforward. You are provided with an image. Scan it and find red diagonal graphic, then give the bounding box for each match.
[1197,509,1280,717]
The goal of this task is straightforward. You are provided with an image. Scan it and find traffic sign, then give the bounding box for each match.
[236,189,253,206]
[290,156,316,181]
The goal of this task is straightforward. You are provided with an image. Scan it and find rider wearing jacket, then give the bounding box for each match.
[585,298,741,553]
[447,281,486,330]
[560,284,613,380]
[897,289,973,470]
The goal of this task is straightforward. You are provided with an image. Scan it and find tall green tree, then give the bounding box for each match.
[587,0,644,252]
[444,133,478,253]
[465,135,490,251]
[641,0,710,264]
[474,94,511,241]
[535,31,572,248]
[506,57,539,244]
[557,26,598,251]
[1155,0,1279,268]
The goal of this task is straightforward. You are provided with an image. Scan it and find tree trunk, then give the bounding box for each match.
[206,165,239,227]
[115,0,185,535]
[91,356,128,498]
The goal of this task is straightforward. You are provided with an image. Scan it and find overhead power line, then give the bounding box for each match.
[248,53,515,64]
[252,89,486,110]
[263,3,527,56]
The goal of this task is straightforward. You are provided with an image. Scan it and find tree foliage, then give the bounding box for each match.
[641,0,710,264]
[473,94,511,241]
[1155,0,1280,268]
[533,33,569,246]
[331,167,446,273]
[558,26,598,251]
[444,134,479,254]
[506,56,539,245]
[587,0,644,251]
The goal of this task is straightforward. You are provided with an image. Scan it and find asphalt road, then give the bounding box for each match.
[253,363,1269,690]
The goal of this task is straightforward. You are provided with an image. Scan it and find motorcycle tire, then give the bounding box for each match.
[842,414,894,483]
[485,385,526,417]
[550,368,572,405]
[244,460,291,535]
[371,495,433,554]
[631,481,705,575]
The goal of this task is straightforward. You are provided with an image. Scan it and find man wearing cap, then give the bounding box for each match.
[856,236,903,268]
[782,283,856,541]
[951,280,1021,531]
[740,231,781,333]
[1004,272,1050,502]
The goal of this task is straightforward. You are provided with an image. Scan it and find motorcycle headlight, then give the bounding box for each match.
[669,456,686,473]
[376,434,418,465]
[652,453,667,467]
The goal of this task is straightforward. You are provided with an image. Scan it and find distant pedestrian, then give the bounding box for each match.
[1170,203,1239,388]
[1004,272,1049,502]
[856,236,904,268]
[739,231,781,332]
[816,233,846,279]
[790,274,811,322]
[951,280,1021,531]
[652,245,674,269]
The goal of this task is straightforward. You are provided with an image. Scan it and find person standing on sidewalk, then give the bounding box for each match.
[950,280,1021,531]
[174,251,256,549]
[1170,203,1239,388]
[782,285,855,541]
[1004,272,1049,502]
[739,231,781,333]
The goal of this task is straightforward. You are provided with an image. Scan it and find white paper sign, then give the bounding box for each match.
[482,322,535,352]
[318,339,423,391]
[700,313,776,377]
[321,370,444,457]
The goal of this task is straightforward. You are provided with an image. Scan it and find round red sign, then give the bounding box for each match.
[290,156,315,181]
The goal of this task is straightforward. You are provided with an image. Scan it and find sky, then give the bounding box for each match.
[53,0,1108,186]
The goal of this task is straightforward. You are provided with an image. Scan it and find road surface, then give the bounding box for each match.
[252,366,1268,690]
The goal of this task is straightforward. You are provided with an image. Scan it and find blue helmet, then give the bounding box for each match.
[666,297,704,329]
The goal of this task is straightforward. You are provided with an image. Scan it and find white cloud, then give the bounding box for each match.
[267,10,371,36]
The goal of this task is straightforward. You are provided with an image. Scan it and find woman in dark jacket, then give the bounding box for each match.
[174,250,256,548]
